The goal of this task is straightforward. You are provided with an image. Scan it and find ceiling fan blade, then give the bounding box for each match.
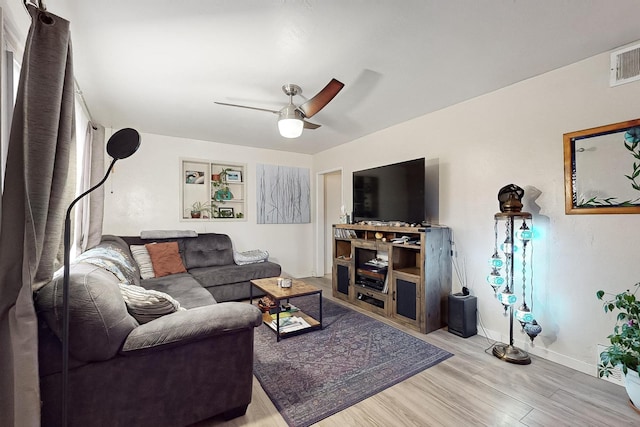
[298,78,345,118]
[214,101,279,114]
[303,120,321,129]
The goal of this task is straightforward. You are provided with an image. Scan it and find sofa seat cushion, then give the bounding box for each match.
[188,261,281,288]
[182,233,234,269]
[141,273,216,309]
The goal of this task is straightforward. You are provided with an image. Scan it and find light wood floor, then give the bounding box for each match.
[194,276,639,427]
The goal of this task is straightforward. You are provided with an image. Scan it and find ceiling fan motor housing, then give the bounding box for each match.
[282,84,302,97]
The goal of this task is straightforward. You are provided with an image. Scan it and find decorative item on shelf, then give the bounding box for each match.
[596,283,640,410]
[189,201,213,218]
[218,207,234,218]
[258,296,277,313]
[214,188,233,201]
[185,170,205,184]
[212,168,234,202]
[225,169,242,182]
[487,184,541,365]
[214,168,229,182]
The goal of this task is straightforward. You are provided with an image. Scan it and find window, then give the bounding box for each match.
[1,6,22,193]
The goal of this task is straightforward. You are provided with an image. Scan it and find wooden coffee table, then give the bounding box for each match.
[250,277,323,341]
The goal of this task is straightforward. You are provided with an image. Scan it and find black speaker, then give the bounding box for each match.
[448,293,477,338]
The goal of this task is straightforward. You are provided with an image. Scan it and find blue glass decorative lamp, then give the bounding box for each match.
[488,184,541,365]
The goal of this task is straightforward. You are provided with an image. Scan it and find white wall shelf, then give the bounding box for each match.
[180,158,247,221]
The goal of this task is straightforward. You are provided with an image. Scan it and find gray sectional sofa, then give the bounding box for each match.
[121,232,281,302]
[34,232,281,427]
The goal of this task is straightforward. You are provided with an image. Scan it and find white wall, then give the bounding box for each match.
[314,51,640,374]
[102,132,315,278]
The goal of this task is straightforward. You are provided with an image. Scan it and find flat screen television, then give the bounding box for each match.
[352,158,425,224]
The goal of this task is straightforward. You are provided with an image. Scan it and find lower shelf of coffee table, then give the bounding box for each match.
[261,310,321,337]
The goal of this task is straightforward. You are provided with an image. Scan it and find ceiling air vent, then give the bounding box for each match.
[610,43,640,87]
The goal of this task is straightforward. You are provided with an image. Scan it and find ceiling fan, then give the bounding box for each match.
[215,78,344,138]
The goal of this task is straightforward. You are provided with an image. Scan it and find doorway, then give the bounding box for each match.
[315,168,342,277]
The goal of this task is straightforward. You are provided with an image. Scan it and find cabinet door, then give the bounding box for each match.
[391,274,421,329]
[336,264,350,296]
[395,278,417,320]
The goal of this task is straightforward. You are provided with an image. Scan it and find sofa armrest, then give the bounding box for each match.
[120,302,262,355]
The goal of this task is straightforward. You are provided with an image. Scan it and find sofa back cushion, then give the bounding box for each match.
[182,233,234,269]
[35,263,138,362]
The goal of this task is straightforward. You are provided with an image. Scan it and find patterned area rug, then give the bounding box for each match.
[253,296,453,427]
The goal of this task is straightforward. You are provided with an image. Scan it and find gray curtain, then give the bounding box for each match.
[0,5,74,426]
[73,122,105,255]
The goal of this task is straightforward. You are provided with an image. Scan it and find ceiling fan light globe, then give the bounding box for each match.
[278,118,304,138]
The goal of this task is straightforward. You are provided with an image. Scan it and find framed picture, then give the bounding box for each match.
[226,170,242,182]
[185,170,205,184]
[218,207,235,218]
[564,118,640,214]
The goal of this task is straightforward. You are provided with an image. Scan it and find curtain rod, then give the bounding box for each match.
[74,79,95,124]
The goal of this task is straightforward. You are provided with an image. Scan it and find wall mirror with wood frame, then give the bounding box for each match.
[564,118,640,215]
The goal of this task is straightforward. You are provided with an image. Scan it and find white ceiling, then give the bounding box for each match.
[43,0,640,154]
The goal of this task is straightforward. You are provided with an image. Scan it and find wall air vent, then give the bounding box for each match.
[610,43,640,87]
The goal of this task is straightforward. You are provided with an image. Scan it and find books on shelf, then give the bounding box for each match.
[268,315,310,333]
[334,228,357,239]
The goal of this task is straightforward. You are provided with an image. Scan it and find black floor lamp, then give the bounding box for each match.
[61,128,140,426]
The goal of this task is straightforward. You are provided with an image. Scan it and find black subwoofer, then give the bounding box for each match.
[448,293,477,338]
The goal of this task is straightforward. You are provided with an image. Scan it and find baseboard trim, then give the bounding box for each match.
[478,328,596,377]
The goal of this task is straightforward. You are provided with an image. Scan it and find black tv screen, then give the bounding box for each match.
[352,158,425,224]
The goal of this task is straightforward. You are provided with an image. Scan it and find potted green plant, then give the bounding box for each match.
[212,169,233,202]
[597,282,640,408]
[189,201,213,218]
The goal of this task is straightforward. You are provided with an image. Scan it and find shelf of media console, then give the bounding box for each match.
[334,237,422,250]
[355,281,388,294]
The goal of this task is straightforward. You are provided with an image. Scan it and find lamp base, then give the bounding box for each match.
[492,344,531,365]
